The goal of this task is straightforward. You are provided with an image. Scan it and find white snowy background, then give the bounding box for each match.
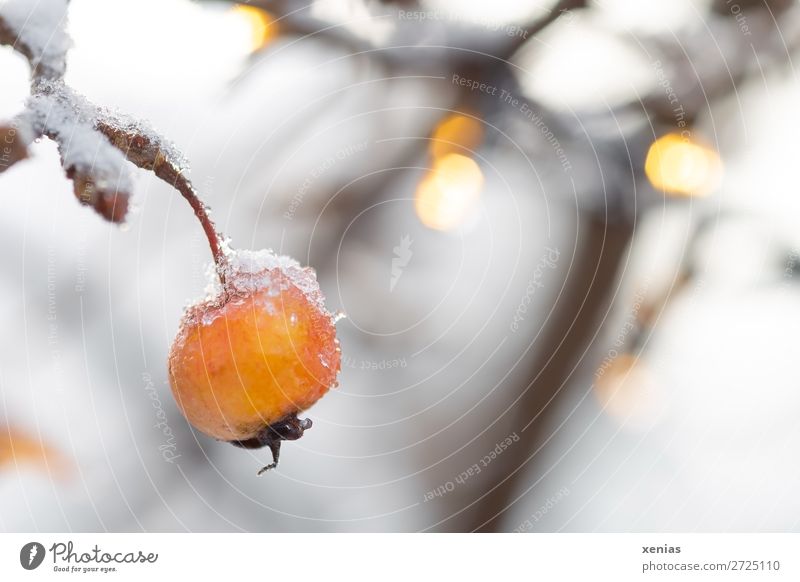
[1,0,799,532]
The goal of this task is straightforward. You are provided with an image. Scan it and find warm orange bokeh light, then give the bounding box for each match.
[594,354,667,431]
[645,133,722,197]
[429,112,484,159]
[415,153,484,231]
[231,4,279,52]
[0,426,71,477]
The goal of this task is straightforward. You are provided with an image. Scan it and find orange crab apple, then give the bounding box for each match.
[168,250,341,474]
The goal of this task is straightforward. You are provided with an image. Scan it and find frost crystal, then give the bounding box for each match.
[96,108,190,173]
[201,245,333,320]
[23,80,133,193]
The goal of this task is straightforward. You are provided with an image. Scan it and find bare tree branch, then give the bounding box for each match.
[0,0,229,275]
[95,115,228,281]
[0,122,31,174]
[0,2,68,79]
[501,0,587,59]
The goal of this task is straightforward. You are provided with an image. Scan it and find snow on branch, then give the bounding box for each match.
[16,80,133,221]
[0,0,204,225]
[0,0,70,79]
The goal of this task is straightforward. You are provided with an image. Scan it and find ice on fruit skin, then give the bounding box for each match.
[176,245,341,381]
[197,246,336,324]
[169,247,342,442]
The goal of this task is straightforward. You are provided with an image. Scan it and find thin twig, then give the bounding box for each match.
[94,118,228,284]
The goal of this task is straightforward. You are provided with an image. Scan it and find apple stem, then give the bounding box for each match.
[154,164,228,288]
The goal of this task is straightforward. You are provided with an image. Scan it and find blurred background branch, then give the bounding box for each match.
[2,0,800,532]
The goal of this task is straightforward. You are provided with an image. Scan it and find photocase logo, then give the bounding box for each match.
[20,542,46,570]
[390,235,413,292]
